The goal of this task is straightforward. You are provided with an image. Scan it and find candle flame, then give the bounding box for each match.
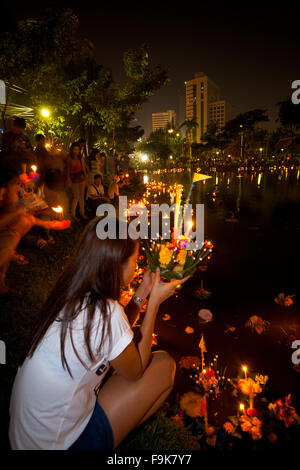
[31,165,37,173]
[240,403,245,411]
[52,205,63,213]
[242,366,247,373]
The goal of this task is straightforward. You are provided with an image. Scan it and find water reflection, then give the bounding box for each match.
[146,169,300,231]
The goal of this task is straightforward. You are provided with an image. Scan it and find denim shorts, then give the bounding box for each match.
[68,402,114,450]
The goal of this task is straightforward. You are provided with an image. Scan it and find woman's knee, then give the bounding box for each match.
[151,350,176,387]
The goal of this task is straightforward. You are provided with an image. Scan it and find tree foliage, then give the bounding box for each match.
[277,97,300,134]
[0,10,169,150]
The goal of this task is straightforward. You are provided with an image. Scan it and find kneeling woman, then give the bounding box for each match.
[9,217,189,450]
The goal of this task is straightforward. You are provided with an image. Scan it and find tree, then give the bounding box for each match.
[86,43,169,155]
[179,118,199,161]
[0,12,169,152]
[277,97,300,135]
[220,109,269,159]
[0,8,93,130]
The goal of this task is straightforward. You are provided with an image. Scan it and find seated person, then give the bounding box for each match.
[0,167,70,295]
[86,174,109,215]
[107,175,120,203]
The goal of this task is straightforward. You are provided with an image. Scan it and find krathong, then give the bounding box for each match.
[144,235,213,280]
[179,336,227,435]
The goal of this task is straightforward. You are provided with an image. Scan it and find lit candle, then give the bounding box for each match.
[52,205,64,220]
[239,403,245,415]
[31,165,37,174]
[242,365,248,379]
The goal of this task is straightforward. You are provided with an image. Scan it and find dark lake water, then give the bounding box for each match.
[144,168,300,423]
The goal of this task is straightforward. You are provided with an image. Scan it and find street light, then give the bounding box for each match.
[141,153,148,162]
[41,108,50,118]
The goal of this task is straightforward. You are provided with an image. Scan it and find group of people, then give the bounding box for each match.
[0,117,135,294]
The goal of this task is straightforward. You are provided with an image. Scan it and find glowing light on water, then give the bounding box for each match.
[258,173,262,186]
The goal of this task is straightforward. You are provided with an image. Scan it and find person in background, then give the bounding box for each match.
[86,174,109,216]
[9,216,190,449]
[34,134,48,163]
[107,175,120,203]
[34,134,49,186]
[67,142,87,222]
[86,149,102,183]
[78,138,87,159]
[106,150,116,177]
[1,117,33,173]
[0,166,69,295]
[40,149,69,220]
[117,171,128,190]
[119,155,128,172]
[99,152,106,176]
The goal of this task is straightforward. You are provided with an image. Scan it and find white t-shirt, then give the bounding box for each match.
[9,299,133,450]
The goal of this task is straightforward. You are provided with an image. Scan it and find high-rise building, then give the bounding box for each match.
[208,100,228,133]
[152,110,176,132]
[177,88,186,131]
[185,72,230,142]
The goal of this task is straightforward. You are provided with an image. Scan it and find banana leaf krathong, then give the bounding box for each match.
[143,235,213,280]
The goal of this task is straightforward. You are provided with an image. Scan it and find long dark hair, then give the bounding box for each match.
[22,217,138,377]
[69,142,81,159]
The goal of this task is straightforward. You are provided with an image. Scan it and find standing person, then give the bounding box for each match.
[1,117,33,173]
[106,150,116,177]
[86,149,102,183]
[34,134,48,164]
[78,138,87,159]
[41,149,69,219]
[108,175,120,203]
[67,142,87,222]
[9,216,190,449]
[99,152,106,176]
[34,134,49,187]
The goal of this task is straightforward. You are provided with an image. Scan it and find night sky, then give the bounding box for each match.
[2,1,300,136]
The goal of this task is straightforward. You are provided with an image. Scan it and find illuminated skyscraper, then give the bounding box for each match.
[185,72,230,142]
[152,110,176,132]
